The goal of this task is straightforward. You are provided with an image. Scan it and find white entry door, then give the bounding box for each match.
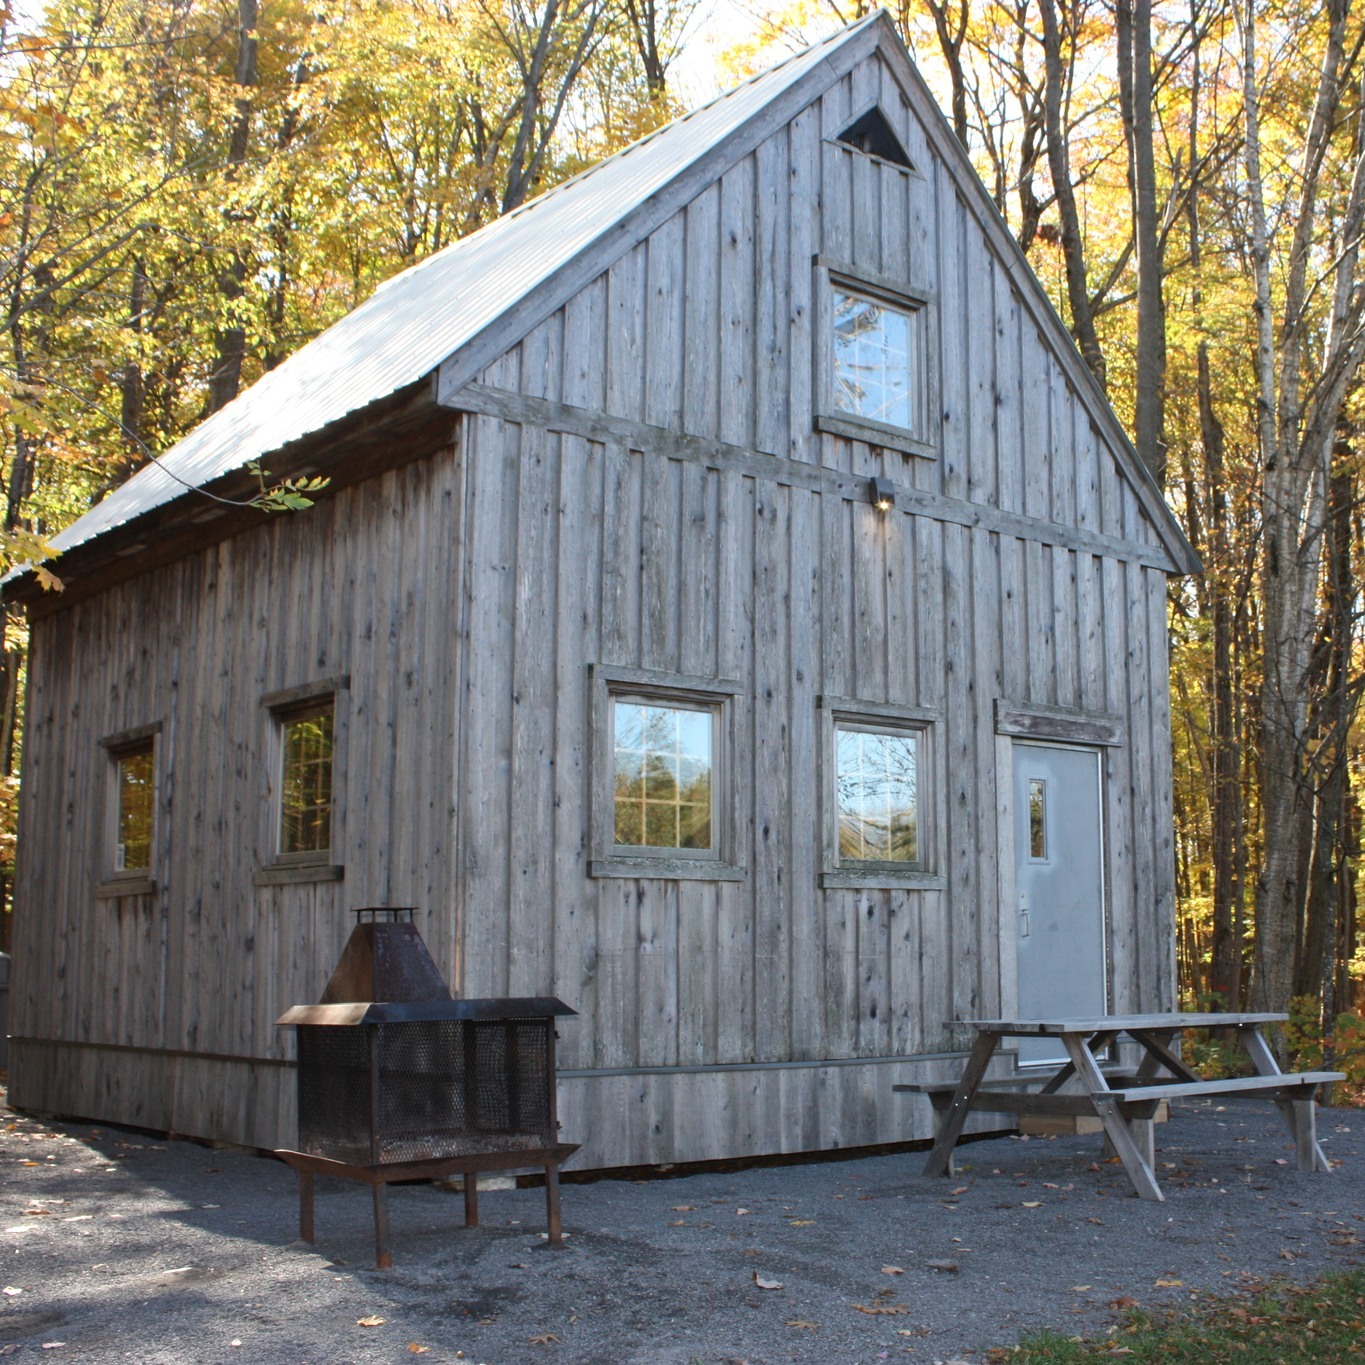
[1013,742,1108,1065]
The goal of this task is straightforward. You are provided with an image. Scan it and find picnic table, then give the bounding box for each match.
[905,1013,1344,1202]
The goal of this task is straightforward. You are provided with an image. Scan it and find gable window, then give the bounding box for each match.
[814,261,935,457]
[256,676,347,885]
[590,665,744,881]
[819,697,943,890]
[835,106,915,170]
[97,724,161,896]
[833,290,918,431]
[279,700,334,856]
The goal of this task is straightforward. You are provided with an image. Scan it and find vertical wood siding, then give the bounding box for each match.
[9,47,1179,1167]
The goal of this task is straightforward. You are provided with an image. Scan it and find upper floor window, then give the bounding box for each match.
[114,739,155,873]
[279,700,334,857]
[832,290,919,432]
[815,261,935,457]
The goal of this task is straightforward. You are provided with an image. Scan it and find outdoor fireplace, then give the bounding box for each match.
[275,908,578,1267]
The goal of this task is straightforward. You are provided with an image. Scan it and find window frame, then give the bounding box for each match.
[589,665,746,882]
[818,697,944,890]
[98,722,161,896]
[813,258,937,458]
[257,676,347,885]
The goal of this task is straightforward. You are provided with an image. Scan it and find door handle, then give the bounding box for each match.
[1019,890,1030,938]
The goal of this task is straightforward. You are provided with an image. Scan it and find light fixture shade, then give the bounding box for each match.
[870,475,896,510]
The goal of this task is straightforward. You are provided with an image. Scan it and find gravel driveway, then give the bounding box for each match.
[0,1090,1360,1363]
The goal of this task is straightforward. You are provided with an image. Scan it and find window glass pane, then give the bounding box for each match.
[281,703,334,854]
[115,743,155,871]
[1028,777,1046,859]
[832,290,916,430]
[836,724,918,863]
[613,699,714,851]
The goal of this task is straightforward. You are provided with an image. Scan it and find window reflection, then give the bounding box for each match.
[613,700,713,851]
[115,743,155,871]
[281,704,334,854]
[836,725,918,863]
[832,290,916,430]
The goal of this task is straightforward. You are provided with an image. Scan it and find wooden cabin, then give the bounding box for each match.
[3,13,1197,1169]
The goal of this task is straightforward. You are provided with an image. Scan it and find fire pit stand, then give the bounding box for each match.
[276,909,578,1268]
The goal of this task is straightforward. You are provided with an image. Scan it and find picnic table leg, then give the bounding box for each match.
[1240,1026,1332,1174]
[921,1031,1000,1178]
[1061,1034,1164,1203]
[544,1162,565,1246]
[372,1180,392,1270]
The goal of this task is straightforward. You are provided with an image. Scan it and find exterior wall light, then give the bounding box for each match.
[870,476,896,511]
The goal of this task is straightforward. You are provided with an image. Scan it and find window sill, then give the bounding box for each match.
[815,412,935,458]
[253,862,345,887]
[820,868,946,891]
[95,877,157,899]
[590,857,746,883]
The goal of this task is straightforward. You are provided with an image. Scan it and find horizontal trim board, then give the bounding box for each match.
[260,675,351,711]
[253,862,345,887]
[448,384,1176,571]
[995,700,1126,747]
[93,878,157,899]
[820,870,947,890]
[10,1036,293,1069]
[589,858,747,882]
[100,722,162,751]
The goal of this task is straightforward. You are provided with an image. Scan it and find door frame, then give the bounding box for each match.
[993,701,1124,1028]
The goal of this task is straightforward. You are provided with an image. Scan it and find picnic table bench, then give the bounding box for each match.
[897,1013,1343,1202]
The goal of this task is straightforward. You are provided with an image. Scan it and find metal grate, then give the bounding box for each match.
[296,1018,555,1165]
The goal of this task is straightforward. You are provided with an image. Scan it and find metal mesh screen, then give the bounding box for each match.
[294,1017,555,1165]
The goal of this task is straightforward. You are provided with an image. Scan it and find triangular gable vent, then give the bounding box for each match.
[836,106,914,169]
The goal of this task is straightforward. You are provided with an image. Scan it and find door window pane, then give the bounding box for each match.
[613,700,713,851]
[836,725,918,863]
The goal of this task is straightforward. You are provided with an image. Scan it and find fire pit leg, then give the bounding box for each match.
[299,1170,315,1244]
[372,1180,392,1270]
[544,1163,564,1246]
[463,1172,479,1228]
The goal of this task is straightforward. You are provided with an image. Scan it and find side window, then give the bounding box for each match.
[590,666,744,882]
[258,676,347,884]
[278,700,335,858]
[814,261,935,456]
[113,739,155,873]
[99,724,160,894]
[820,699,942,890]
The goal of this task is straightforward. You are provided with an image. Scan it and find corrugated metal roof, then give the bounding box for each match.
[43,16,873,561]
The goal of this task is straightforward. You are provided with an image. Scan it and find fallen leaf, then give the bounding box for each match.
[1279,1249,1296,1261]
[669,1219,687,1226]
[407,1346,431,1355]
[2,1287,21,1296]
[670,1205,694,1212]
[1274,1158,1288,1166]
[753,1273,783,1290]
[926,1259,959,1273]
[853,1303,909,1315]
[1110,1296,1139,1310]
[40,1346,65,1352]
[736,1208,751,1216]
[788,1219,815,1226]
[19,1162,37,1167]
[1154,1278,1181,1288]
[24,1210,52,1217]
[950,1186,968,1195]
[1086,1216,1105,1225]
[881,1266,904,1276]
[1022,1201,1043,1208]
[1071,1285,1091,1292]
[785,1320,818,1330]
[357,1316,387,1327]
[528,1333,560,1345]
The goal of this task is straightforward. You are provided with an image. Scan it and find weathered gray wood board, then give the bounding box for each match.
[8,44,1181,1169]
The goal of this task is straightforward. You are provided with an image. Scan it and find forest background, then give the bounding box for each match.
[1,0,1362,1076]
